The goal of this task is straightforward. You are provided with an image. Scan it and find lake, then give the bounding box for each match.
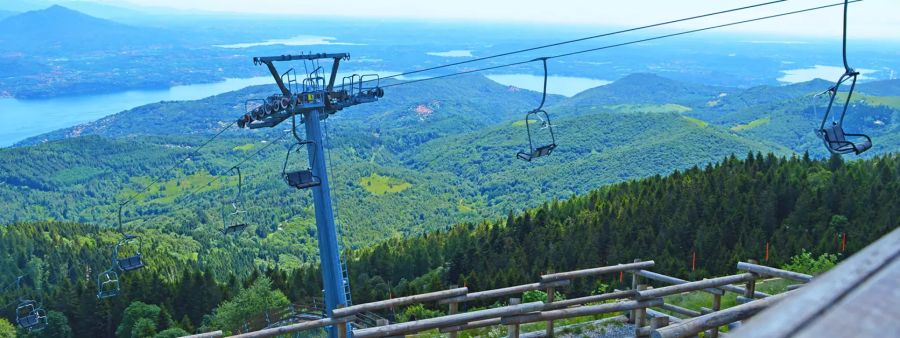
[0,77,275,147]
[778,65,877,83]
[486,74,611,97]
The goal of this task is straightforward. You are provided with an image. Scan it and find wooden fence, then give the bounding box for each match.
[183,258,817,338]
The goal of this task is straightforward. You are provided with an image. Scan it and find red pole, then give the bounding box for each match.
[765,241,769,262]
[619,271,623,282]
[841,233,847,252]
[691,251,696,272]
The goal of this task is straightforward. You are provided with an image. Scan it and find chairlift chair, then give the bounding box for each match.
[115,234,145,272]
[13,278,48,331]
[817,74,872,155]
[516,57,558,161]
[283,114,322,189]
[517,109,557,161]
[96,268,120,299]
[817,0,872,155]
[114,204,146,272]
[15,300,47,331]
[222,166,250,236]
[283,141,321,189]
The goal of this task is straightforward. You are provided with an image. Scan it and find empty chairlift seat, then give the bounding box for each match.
[116,234,145,272]
[96,269,120,299]
[820,122,872,155]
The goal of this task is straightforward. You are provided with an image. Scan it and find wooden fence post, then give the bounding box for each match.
[745,259,759,300]
[448,285,459,338]
[708,293,721,338]
[631,258,641,324]
[545,286,556,337]
[635,284,648,337]
[507,298,521,338]
[336,304,348,338]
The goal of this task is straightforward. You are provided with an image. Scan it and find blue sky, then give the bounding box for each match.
[87,0,899,40]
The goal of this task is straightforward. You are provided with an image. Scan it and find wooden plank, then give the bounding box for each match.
[353,302,544,338]
[227,316,353,338]
[793,257,900,338]
[652,291,793,338]
[500,299,663,325]
[634,270,724,295]
[541,261,655,282]
[736,262,813,283]
[439,280,569,304]
[333,287,467,317]
[730,227,900,338]
[638,274,756,300]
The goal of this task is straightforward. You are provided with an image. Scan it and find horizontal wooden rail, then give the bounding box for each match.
[333,287,467,317]
[719,284,771,299]
[541,261,655,282]
[227,316,353,338]
[438,280,569,304]
[658,303,702,317]
[353,302,545,338]
[647,308,683,323]
[634,270,724,295]
[736,262,813,283]
[182,331,223,338]
[500,299,663,325]
[439,318,501,333]
[652,291,793,338]
[544,289,639,310]
[638,274,756,300]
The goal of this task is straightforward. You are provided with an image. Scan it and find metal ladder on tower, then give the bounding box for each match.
[338,236,352,306]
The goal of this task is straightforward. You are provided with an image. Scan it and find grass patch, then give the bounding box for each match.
[232,143,257,151]
[50,166,105,184]
[838,93,900,109]
[359,173,411,195]
[681,116,709,128]
[731,117,771,131]
[512,120,528,127]
[457,199,475,213]
[120,170,233,204]
[606,103,692,114]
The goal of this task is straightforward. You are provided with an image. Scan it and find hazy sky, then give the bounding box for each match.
[94,0,898,40]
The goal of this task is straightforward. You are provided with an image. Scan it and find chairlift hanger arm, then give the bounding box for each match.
[254,53,349,94]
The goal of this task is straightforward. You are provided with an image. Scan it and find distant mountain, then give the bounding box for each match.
[17,75,560,147]
[557,73,726,109]
[858,79,900,96]
[0,5,171,53]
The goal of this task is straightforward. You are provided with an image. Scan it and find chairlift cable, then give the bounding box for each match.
[120,120,237,206]
[369,0,789,83]
[381,1,860,89]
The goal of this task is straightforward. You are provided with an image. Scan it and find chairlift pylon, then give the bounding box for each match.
[517,57,557,161]
[817,0,872,155]
[221,166,249,236]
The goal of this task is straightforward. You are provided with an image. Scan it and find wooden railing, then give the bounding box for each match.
[183,259,812,338]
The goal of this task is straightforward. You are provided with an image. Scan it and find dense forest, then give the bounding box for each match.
[2,152,897,336]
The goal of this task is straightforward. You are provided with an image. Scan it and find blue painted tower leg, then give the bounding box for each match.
[303,108,348,337]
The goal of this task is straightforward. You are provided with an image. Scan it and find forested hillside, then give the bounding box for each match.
[2,153,897,336]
